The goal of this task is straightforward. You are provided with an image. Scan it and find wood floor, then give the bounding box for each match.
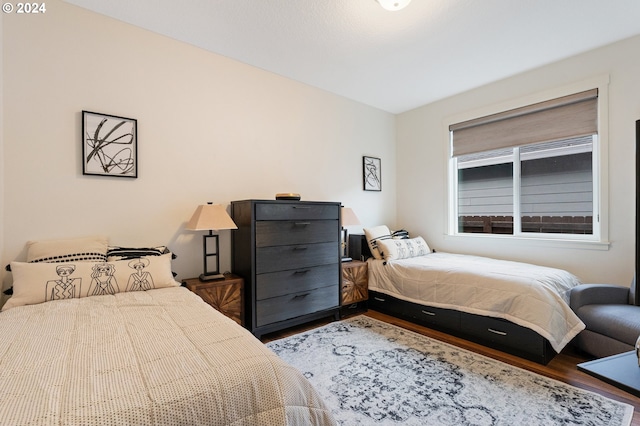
[262,310,640,426]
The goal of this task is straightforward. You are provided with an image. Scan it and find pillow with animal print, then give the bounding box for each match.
[2,253,178,311]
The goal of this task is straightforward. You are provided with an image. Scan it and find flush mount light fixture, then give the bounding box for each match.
[376,0,412,11]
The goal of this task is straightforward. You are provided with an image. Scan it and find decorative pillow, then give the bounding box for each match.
[377,236,431,261]
[107,245,168,261]
[363,225,392,260]
[2,253,178,311]
[392,229,410,239]
[26,236,108,264]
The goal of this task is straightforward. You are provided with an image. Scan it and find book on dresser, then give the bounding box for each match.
[230,199,342,338]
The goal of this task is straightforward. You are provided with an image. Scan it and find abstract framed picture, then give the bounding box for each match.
[82,111,138,178]
[363,156,381,191]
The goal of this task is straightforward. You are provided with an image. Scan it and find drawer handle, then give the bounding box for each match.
[292,206,311,209]
[421,310,436,316]
[294,222,311,226]
[293,246,308,251]
[373,297,386,302]
[293,293,311,300]
[488,328,507,336]
[293,269,311,274]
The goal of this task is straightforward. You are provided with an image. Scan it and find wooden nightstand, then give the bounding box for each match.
[183,273,244,326]
[340,260,368,317]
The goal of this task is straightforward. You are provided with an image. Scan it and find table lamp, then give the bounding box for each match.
[341,207,361,262]
[186,202,238,281]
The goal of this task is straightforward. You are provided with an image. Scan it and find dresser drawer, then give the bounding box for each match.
[460,314,545,354]
[256,264,339,300]
[256,242,337,274]
[256,220,338,247]
[256,285,339,327]
[256,203,339,221]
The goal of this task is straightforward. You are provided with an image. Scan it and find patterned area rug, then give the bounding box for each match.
[266,316,633,426]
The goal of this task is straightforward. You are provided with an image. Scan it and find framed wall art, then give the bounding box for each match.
[82,110,138,178]
[363,156,381,191]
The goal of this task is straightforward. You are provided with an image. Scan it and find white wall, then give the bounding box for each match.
[1,0,396,291]
[397,35,640,286]
[0,13,5,295]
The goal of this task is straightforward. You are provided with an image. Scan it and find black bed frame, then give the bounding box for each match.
[349,234,556,365]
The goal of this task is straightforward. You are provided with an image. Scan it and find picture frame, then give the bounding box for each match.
[82,110,138,178]
[363,156,382,191]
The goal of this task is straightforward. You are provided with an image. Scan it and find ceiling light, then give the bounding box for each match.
[376,0,412,11]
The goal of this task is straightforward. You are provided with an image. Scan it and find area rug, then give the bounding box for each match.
[266,316,633,426]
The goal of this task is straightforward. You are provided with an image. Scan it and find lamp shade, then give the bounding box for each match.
[376,0,411,11]
[341,207,361,227]
[186,203,237,231]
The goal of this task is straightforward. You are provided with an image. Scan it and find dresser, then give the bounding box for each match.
[231,199,341,338]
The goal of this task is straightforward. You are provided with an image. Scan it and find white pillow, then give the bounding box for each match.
[3,253,178,311]
[377,236,431,261]
[26,236,108,263]
[363,225,391,260]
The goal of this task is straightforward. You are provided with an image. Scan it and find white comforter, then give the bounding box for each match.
[368,253,585,353]
[0,287,335,426]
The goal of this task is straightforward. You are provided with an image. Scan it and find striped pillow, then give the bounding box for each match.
[392,229,410,239]
[363,225,392,260]
[107,246,168,261]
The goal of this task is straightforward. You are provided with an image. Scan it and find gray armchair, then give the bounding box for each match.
[570,281,640,358]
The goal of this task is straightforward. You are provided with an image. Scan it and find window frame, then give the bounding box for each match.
[446,77,609,248]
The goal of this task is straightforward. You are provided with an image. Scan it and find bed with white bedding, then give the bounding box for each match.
[360,227,585,364]
[0,236,335,425]
[368,253,585,353]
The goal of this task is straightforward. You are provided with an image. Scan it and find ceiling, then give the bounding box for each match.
[63,0,640,114]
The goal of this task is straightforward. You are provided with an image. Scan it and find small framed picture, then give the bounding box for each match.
[363,156,381,191]
[82,111,138,178]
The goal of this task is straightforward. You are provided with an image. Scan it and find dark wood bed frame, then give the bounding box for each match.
[349,234,556,365]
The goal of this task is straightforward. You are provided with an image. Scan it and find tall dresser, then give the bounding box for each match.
[231,199,341,338]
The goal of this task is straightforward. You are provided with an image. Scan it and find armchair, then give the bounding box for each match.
[570,279,640,358]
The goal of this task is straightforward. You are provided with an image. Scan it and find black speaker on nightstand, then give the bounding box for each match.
[348,234,371,261]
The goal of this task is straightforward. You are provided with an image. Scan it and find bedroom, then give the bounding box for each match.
[1,0,640,424]
[2,0,640,293]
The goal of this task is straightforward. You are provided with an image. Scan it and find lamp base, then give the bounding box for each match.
[199,273,225,282]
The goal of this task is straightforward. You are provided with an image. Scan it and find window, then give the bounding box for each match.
[450,89,599,239]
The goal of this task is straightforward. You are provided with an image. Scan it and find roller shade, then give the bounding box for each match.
[450,89,598,157]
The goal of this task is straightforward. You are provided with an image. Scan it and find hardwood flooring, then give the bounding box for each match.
[262,310,640,426]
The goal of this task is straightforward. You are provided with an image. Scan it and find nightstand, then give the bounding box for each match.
[183,273,244,326]
[340,260,368,317]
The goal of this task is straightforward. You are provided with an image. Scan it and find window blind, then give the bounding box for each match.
[450,89,598,157]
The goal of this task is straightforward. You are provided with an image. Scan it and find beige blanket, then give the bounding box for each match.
[0,287,335,425]
[368,253,585,353]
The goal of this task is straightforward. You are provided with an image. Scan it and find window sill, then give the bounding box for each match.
[444,233,610,251]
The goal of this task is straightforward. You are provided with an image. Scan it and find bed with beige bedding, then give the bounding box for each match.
[0,236,334,425]
[0,287,335,425]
